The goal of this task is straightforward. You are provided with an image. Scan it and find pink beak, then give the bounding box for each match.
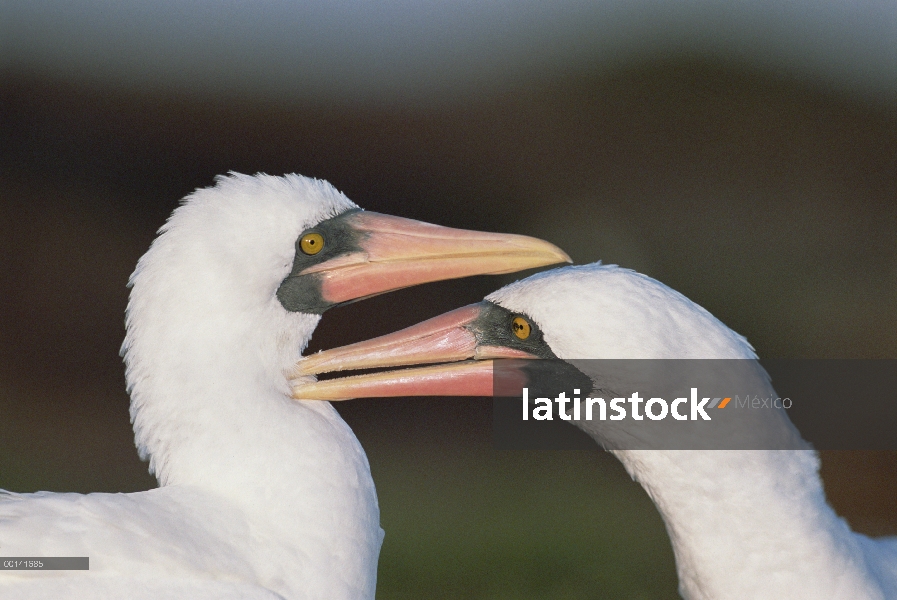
[303,212,570,306]
[291,302,536,401]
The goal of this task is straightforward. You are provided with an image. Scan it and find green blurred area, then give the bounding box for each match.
[1,57,895,598]
[373,444,678,599]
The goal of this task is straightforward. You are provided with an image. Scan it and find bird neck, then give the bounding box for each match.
[612,449,879,598]
[124,308,383,597]
[124,298,376,516]
[126,298,305,475]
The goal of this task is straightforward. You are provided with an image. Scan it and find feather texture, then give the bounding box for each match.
[489,264,897,599]
[0,174,382,599]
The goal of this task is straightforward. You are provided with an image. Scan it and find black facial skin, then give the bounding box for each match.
[465,301,558,359]
[276,208,365,314]
[467,302,595,397]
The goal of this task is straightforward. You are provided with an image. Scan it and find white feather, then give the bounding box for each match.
[489,263,897,599]
[0,173,383,599]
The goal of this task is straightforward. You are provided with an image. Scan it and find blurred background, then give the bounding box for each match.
[1,1,895,597]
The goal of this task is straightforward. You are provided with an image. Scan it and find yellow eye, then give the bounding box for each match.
[300,233,324,255]
[512,317,531,340]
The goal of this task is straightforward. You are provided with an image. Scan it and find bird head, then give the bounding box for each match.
[120,172,570,479]
[123,172,571,389]
[289,263,759,401]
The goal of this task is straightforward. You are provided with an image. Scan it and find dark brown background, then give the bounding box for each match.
[2,40,896,599]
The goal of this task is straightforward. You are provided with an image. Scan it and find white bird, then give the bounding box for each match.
[0,172,570,599]
[293,262,897,599]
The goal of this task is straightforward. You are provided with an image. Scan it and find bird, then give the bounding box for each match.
[0,172,570,599]
[292,262,897,599]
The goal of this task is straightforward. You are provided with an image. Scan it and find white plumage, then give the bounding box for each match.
[0,173,569,599]
[487,264,897,599]
[294,262,897,599]
[1,173,380,599]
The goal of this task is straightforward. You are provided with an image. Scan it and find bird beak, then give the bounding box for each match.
[291,302,536,401]
[292,360,499,401]
[301,212,570,306]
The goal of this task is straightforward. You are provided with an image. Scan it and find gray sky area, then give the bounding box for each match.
[2,0,895,103]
